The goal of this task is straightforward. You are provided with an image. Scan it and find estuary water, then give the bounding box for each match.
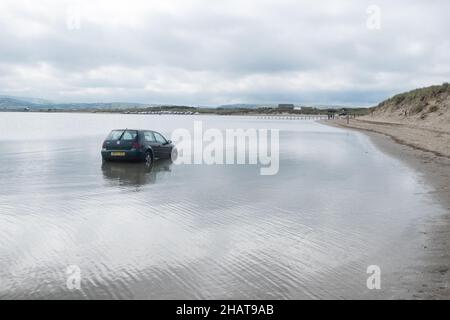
[0,112,445,299]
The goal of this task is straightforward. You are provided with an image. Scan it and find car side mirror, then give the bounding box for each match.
[166,140,172,144]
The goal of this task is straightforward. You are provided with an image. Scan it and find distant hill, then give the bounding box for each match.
[1,94,363,113]
[371,83,450,130]
[0,95,152,110]
[0,96,31,108]
[0,95,53,106]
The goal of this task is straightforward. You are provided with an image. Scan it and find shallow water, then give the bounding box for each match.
[0,112,445,299]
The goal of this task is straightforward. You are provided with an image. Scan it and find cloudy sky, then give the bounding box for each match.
[0,0,449,106]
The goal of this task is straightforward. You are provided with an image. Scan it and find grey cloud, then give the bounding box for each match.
[0,0,449,105]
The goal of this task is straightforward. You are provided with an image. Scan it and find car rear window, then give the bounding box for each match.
[107,130,138,141]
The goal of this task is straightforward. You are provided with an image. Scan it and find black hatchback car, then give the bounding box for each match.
[101,129,174,165]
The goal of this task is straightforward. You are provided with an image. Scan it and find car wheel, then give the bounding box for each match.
[170,147,178,161]
[144,150,153,166]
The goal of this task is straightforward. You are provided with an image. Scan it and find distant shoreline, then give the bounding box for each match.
[0,106,369,117]
[0,109,337,119]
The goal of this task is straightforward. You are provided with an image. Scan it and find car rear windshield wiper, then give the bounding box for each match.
[118,128,127,141]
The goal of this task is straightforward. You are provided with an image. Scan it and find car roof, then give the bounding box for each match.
[111,129,157,132]
[110,129,167,136]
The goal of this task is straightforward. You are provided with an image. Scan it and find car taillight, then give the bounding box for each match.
[132,142,141,149]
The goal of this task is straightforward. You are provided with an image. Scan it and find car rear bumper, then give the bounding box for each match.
[101,149,144,161]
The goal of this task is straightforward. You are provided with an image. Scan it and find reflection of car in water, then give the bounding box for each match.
[101,159,173,187]
[101,129,175,166]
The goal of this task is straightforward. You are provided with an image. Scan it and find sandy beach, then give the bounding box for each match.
[329,118,450,157]
[323,118,450,299]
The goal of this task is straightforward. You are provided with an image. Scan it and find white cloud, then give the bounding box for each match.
[0,0,449,105]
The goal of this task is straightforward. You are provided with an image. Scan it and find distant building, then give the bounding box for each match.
[278,104,294,110]
[300,106,314,112]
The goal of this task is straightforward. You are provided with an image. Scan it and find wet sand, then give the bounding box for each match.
[322,119,450,299]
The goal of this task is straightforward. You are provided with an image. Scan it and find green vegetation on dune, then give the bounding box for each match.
[375,83,450,116]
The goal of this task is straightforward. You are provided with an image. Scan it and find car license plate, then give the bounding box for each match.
[111,152,125,156]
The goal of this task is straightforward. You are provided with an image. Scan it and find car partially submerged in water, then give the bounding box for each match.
[101,129,174,165]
